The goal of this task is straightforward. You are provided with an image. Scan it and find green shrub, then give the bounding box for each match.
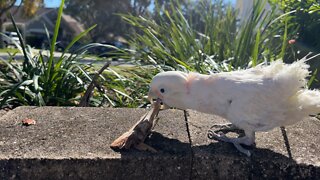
[104,0,303,107]
[269,0,320,54]
[120,0,290,73]
[1,0,317,109]
[99,66,157,107]
[0,0,101,108]
[269,0,320,88]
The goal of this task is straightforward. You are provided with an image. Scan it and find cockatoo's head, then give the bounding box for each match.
[148,71,189,109]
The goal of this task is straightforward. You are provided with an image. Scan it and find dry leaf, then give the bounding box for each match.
[22,118,36,126]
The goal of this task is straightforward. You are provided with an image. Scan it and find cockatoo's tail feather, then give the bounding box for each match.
[263,59,309,95]
[297,90,320,114]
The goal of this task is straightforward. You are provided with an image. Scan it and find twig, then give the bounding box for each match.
[79,61,110,107]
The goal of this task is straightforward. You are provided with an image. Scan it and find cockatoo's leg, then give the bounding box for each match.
[208,130,255,157]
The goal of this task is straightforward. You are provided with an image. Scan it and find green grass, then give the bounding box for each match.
[99,65,157,107]
[0,48,19,54]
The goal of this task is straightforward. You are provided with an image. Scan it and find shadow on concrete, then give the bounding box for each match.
[115,131,307,162]
[115,132,320,179]
[1,132,318,179]
[193,142,320,178]
[115,132,191,156]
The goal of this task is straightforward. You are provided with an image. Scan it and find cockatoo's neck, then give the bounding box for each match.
[178,73,230,118]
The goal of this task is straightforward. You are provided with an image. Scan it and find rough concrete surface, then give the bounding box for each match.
[0,106,319,179]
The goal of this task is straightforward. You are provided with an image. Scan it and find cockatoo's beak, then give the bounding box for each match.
[159,102,170,110]
[147,90,170,110]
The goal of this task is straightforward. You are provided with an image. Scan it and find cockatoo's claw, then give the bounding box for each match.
[208,130,252,157]
[210,123,234,129]
[208,129,222,140]
[207,130,230,142]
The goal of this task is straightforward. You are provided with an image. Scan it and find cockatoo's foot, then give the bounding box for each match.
[208,130,255,157]
[210,123,245,136]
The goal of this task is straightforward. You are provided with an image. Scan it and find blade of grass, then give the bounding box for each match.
[47,0,65,82]
[280,17,288,60]
[252,29,261,67]
[0,80,33,107]
[308,69,318,88]
[9,14,32,68]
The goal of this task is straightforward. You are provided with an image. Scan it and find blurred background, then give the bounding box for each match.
[0,0,319,108]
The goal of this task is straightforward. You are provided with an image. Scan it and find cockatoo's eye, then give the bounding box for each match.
[160,88,165,93]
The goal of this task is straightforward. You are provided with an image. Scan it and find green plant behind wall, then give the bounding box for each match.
[120,0,292,73]
[0,0,101,108]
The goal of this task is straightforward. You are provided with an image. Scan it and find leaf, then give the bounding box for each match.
[22,118,36,126]
[308,69,318,88]
[55,24,97,70]
[280,17,288,60]
[252,29,261,67]
[33,75,40,91]
[46,0,65,82]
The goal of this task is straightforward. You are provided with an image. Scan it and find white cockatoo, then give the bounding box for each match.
[148,58,320,156]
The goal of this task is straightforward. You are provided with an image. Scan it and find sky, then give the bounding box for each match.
[15,0,62,8]
[15,0,236,8]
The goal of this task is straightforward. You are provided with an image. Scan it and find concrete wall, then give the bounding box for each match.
[0,107,319,179]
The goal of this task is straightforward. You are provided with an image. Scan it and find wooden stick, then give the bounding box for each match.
[79,61,110,107]
[110,99,161,152]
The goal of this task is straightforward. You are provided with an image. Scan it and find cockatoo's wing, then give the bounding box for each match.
[203,60,310,131]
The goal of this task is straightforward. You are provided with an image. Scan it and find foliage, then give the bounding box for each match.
[269,0,320,54]
[2,0,318,109]
[64,0,190,43]
[268,0,320,88]
[0,0,43,15]
[0,0,149,109]
[97,66,157,107]
[0,0,44,48]
[0,48,19,54]
[120,0,290,74]
[64,0,148,42]
[22,0,44,17]
[0,0,100,108]
[101,0,302,108]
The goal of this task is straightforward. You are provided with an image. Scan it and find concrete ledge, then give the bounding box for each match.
[0,107,319,179]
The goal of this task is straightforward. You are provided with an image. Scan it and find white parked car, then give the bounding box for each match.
[2,32,19,47]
